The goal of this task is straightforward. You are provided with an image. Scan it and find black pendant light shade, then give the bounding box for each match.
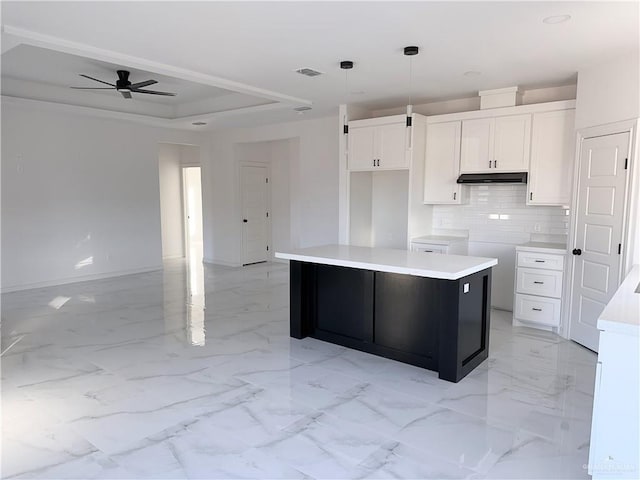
[340,61,354,69]
[404,46,419,56]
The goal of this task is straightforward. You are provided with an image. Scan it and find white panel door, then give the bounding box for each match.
[241,165,269,265]
[570,132,630,351]
[460,118,493,173]
[348,126,376,171]
[493,114,531,172]
[377,122,408,169]
[424,121,462,204]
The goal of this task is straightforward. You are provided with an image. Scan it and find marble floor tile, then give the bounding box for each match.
[2,259,597,479]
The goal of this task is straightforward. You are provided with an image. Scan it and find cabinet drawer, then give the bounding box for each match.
[514,293,561,326]
[516,267,563,298]
[411,244,446,254]
[516,251,565,271]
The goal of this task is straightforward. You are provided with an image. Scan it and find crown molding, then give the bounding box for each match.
[1,95,291,131]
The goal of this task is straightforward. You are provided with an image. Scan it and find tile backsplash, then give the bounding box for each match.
[432,185,569,244]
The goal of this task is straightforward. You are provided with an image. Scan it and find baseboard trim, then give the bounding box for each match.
[1,265,162,294]
[162,254,184,260]
[203,257,242,268]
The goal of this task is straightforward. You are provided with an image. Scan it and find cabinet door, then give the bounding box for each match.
[348,126,377,171]
[377,122,409,169]
[424,121,463,204]
[528,110,575,205]
[493,114,531,172]
[460,118,493,173]
[315,265,373,342]
[374,272,438,363]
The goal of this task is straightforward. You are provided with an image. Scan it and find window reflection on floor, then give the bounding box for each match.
[186,244,205,346]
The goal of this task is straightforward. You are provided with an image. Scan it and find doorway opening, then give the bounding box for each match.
[183,166,204,265]
[158,143,202,262]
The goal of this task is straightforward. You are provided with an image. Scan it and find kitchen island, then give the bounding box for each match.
[276,245,498,382]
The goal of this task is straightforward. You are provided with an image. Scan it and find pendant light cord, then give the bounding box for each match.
[408,55,413,107]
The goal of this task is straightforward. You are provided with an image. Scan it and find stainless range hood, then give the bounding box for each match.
[457,172,528,184]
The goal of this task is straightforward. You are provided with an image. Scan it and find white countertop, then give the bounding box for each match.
[275,245,497,280]
[411,235,469,246]
[516,242,567,255]
[598,265,640,336]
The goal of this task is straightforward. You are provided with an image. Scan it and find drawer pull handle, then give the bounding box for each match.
[534,260,545,263]
[532,307,542,311]
[533,281,544,284]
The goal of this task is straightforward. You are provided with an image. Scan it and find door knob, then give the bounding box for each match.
[243,219,248,223]
[572,248,582,255]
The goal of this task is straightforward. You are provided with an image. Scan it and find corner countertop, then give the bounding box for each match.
[411,235,469,245]
[275,245,497,280]
[598,265,640,337]
[516,242,567,255]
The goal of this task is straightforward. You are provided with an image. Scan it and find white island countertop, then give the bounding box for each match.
[275,245,497,280]
[598,264,640,336]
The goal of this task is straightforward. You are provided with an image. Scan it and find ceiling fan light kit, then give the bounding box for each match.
[71,70,176,99]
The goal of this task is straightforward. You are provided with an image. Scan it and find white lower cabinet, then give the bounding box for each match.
[514,293,561,326]
[588,266,640,479]
[410,236,468,255]
[516,268,563,298]
[513,244,566,329]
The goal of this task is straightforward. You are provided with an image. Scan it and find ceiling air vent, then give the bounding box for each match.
[295,67,323,77]
[293,106,312,112]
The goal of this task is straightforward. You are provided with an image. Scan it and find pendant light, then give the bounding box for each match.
[404,45,419,127]
[340,60,354,134]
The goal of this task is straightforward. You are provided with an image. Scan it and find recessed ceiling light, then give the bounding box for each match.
[464,71,481,77]
[192,121,207,126]
[543,14,571,24]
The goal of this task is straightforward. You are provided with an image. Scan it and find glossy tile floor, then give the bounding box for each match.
[1,259,597,479]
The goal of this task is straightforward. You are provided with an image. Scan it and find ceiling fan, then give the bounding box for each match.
[71,70,176,99]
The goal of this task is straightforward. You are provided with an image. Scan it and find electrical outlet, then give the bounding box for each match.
[534,223,541,232]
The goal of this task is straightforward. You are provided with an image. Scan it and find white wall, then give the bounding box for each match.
[207,115,338,266]
[1,102,204,291]
[575,51,640,130]
[158,144,184,259]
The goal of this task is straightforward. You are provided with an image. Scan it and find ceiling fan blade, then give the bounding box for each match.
[79,74,115,87]
[131,88,176,96]
[120,90,132,99]
[129,79,157,89]
[70,87,116,90]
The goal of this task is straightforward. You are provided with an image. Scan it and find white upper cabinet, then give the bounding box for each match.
[460,114,531,173]
[378,122,409,169]
[527,109,576,206]
[460,118,493,173]
[348,126,377,170]
[424,121,464,204]
[493,114,531,171]
[348,116,408,171]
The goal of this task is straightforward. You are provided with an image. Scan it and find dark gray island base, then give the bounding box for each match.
[289,261,492,383]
